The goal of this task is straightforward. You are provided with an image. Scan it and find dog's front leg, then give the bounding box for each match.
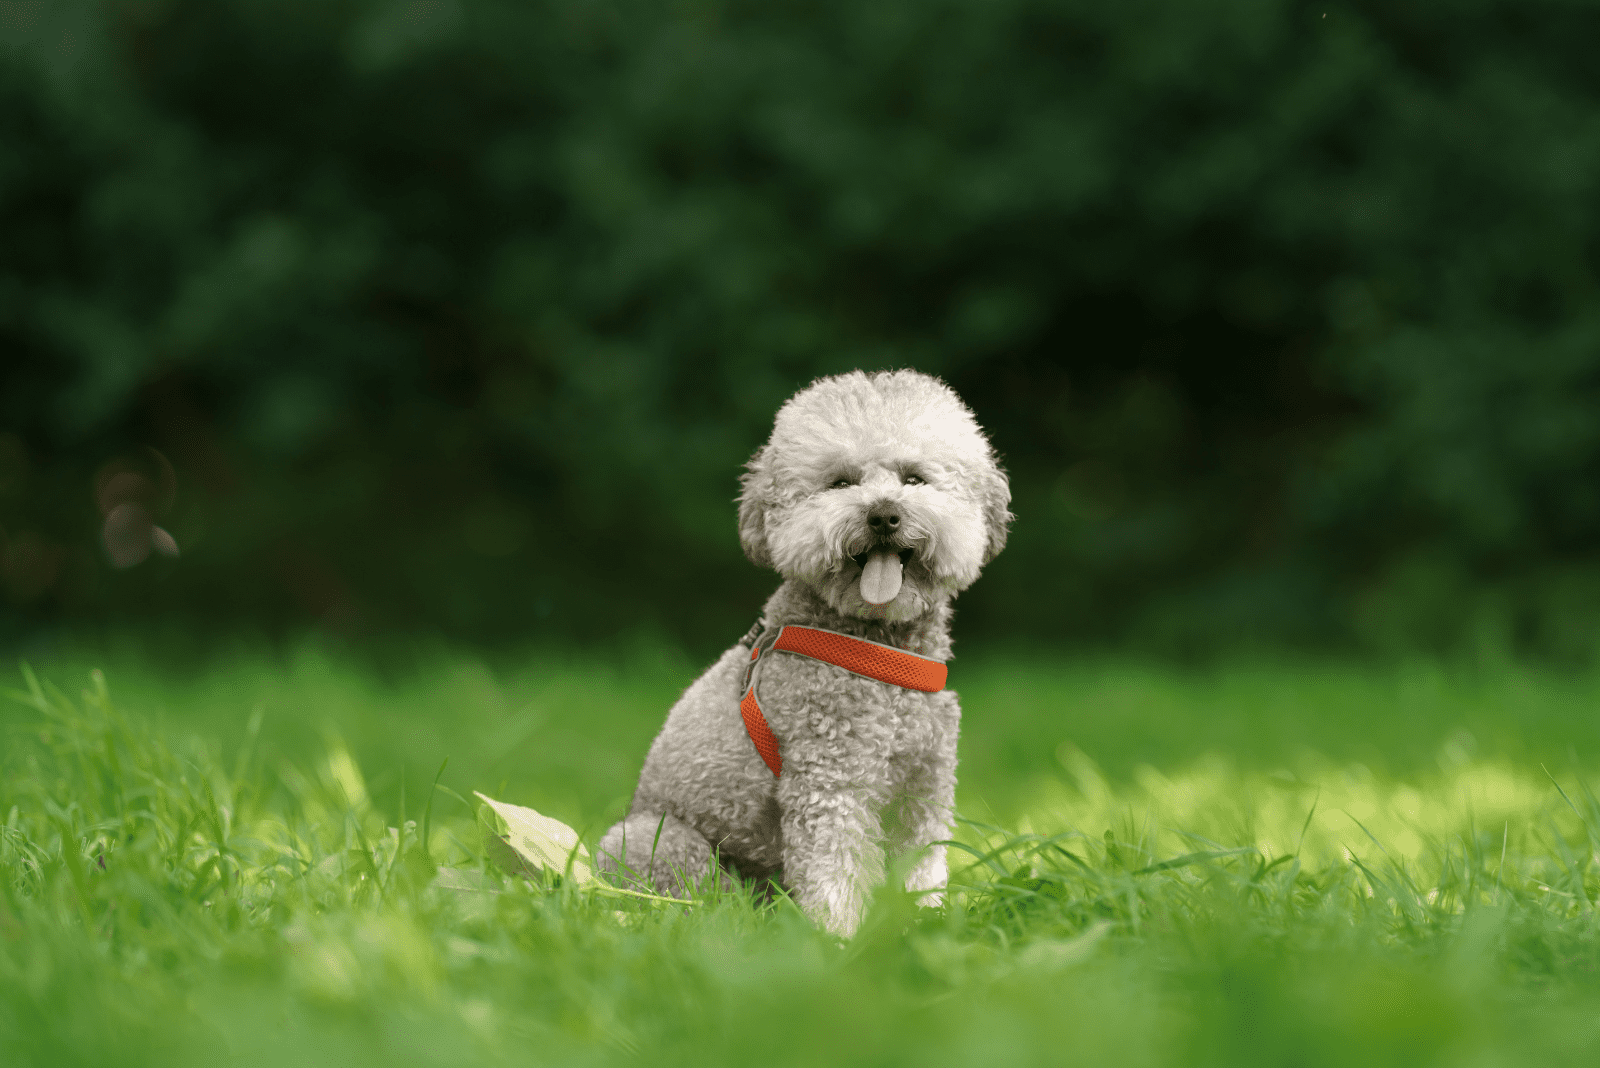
[888,747,956,906]
[776,772,885,938]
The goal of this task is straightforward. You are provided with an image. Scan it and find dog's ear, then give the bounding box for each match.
[978,454,1013,565]
[738,445,775,569]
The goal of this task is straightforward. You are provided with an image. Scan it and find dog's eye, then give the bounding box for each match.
[830,478,855,489]
[902,473,925,486]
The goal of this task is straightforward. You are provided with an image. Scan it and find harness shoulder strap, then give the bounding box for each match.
[737,619,784,776]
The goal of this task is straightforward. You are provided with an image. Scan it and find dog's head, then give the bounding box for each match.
[738,370,1011,621]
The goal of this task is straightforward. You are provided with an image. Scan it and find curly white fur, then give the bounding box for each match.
[597,370,1011,936]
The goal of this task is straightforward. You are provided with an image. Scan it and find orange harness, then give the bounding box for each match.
[738,624,949,777]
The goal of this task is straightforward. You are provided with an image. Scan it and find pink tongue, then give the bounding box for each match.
[860,550,904,605]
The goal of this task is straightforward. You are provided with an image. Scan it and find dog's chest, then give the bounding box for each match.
[759,653,952,763]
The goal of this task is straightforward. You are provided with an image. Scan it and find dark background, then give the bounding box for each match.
[3,0,1598,659]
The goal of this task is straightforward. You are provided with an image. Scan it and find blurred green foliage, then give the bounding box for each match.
[2,0,1598,654]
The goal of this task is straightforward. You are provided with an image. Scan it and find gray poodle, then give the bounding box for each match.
[598,370,1011,936]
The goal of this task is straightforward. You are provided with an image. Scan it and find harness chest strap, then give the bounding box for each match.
[738,624,949,777]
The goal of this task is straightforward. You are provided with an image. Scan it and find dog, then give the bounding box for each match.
[597,370,1010,936]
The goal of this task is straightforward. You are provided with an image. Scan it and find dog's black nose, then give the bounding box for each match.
[867,506,900,533]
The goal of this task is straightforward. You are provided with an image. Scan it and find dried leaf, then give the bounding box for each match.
[474,791,594,885]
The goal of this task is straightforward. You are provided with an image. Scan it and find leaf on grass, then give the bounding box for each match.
[474,791,594,885]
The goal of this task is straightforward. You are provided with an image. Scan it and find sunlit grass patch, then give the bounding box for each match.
[1006,746,1594,902]
[5,655,1600,1066]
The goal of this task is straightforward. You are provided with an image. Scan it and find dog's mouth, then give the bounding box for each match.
[850,547,914,605]
[849,547,914,570]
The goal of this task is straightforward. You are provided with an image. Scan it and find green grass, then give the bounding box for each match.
[6,637,1600,1066]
